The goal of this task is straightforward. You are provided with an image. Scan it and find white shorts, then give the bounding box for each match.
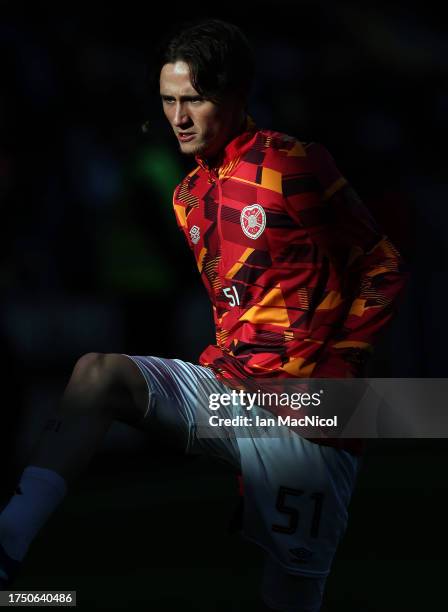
[122,354,360,578]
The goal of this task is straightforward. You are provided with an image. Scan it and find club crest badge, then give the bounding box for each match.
[189,225,200,244]
[240,204,266,240]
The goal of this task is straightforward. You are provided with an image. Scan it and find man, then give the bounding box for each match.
[0,19,407,611]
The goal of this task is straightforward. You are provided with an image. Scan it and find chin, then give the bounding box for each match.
[180,141,207,157]
[177,143,192,154]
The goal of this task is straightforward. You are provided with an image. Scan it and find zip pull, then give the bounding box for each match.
[207,168,218,184]
[196,155,219,183]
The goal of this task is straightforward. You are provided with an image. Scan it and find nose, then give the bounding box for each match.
[173,102,190,127]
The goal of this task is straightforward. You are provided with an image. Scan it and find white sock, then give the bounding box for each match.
[0,466,67,561]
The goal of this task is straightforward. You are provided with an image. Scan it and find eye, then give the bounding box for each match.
[190,97,204,104]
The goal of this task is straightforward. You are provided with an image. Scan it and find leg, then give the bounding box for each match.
[28,352,149,482]
[0,353,238,589]
[0,352,150,580]
[231,405,360,611]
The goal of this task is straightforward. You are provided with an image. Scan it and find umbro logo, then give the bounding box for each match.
[190,225,200,244]
[289,547,313,563]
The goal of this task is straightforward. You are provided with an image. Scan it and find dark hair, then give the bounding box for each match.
[155,18,254,104]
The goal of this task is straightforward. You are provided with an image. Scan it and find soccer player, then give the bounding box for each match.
[0,19,408,611]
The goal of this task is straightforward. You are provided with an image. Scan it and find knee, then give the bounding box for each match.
[61,353,147,424]
[65,352,121,404]
[71,352,109,386]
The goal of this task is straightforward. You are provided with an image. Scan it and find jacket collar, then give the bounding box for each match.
[195,115,257,175]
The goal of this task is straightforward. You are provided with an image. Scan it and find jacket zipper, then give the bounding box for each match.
[215,172,224,246]
[205,166,225,286]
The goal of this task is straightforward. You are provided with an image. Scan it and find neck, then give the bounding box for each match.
[228,111,248,142]
[202,112,248,167]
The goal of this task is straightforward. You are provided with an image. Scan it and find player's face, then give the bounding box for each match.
[160,60,244,159]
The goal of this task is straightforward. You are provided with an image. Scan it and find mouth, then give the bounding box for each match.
[178,133,196,143]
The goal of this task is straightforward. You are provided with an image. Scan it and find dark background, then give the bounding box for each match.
[0,1,446,610]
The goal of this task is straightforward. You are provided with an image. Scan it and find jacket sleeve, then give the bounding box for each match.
[283,142,409,377]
